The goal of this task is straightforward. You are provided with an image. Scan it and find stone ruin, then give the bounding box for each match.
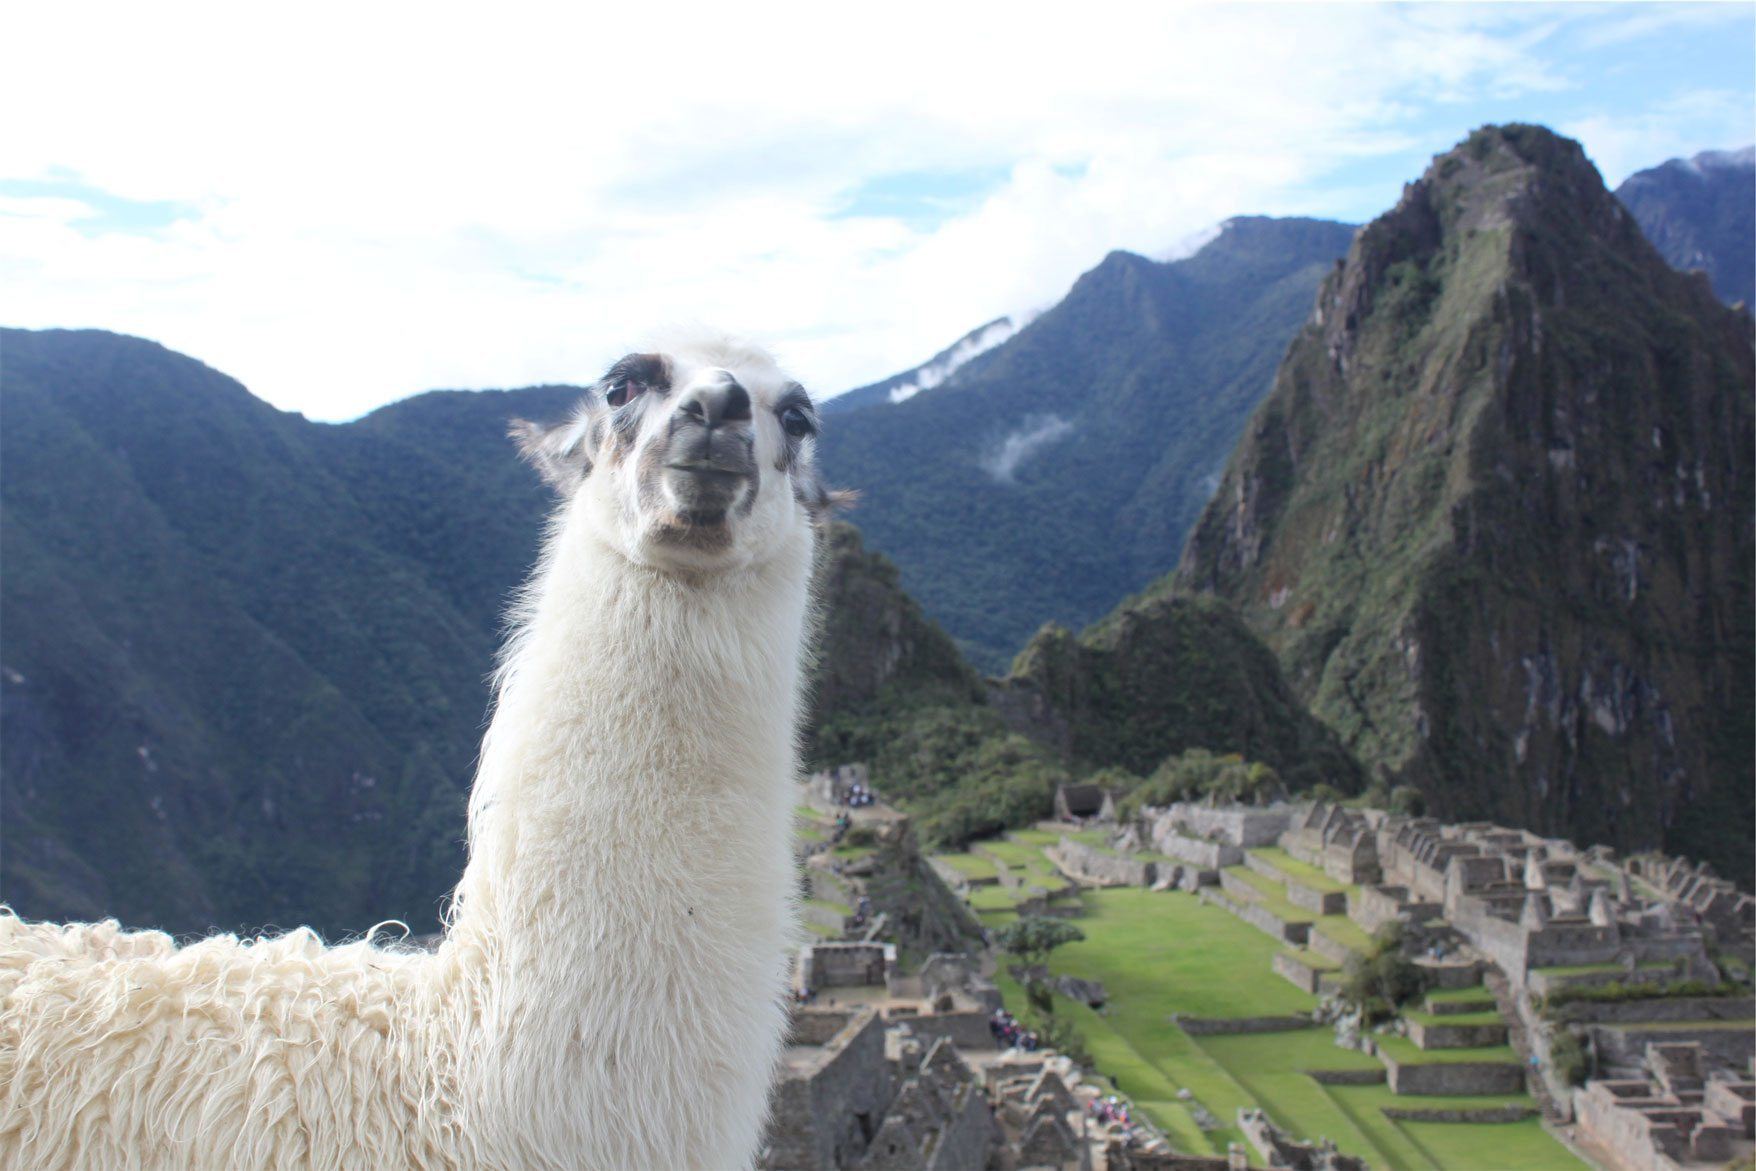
[762,1001,1112,1171]
[1053,782,1116,824]
[1280,804,1380,885]
[762,1007,993,1171]
[1372,817,1737,988]
[1237,1108,1368,1171]
[1572,1043,1755,1171]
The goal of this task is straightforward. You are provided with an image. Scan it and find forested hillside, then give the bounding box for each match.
[818,217,1358,670]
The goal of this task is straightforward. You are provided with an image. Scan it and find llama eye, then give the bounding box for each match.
[779,406,814,438]
[606,381,646,408]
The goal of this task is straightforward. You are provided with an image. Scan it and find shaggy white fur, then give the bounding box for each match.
[0,333,832,1170]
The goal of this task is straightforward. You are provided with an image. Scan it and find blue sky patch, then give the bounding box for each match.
[830,165,1014,229]
[0,176,198,236]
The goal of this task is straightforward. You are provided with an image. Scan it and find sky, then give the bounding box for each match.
[2,2,1751,420]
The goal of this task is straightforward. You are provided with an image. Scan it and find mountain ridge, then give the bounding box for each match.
[1176,125,1754,876]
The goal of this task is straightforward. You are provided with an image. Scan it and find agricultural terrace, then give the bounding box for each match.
[936,833,1584,1171]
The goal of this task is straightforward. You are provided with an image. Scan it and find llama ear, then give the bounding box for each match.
[510,413,596,490]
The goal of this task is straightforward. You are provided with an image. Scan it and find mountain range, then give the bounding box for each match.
[819,217,1360,670]
[1,128,1750,932]
[1615,145,1755,309]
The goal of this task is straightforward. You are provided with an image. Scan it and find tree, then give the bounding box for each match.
[993,916,1086,967]
[1339,922,1427,1023]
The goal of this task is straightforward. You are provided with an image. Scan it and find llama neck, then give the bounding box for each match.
[444,507,814,955]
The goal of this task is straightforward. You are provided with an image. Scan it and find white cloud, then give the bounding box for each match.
[0,2,1732,418]
[1563,91,1756,187]
[982,416,1075,484]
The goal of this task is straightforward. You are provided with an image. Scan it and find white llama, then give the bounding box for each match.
[0,332,842,1170]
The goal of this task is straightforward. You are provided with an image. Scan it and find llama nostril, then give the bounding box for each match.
[719,382,752,422]
[679,380,751,430]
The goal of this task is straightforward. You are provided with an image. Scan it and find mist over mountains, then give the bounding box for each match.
[1,128,1750,933]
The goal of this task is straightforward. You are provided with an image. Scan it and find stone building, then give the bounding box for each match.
[1572,1042,1755,1171]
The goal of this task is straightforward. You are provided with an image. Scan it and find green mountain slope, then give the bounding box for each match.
[1177,126,1754,876]
[807,528,1358,847]
[819,217,1357,670]
[996,594,1362,791]
[0,330,483,935]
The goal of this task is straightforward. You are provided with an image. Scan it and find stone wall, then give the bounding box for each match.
[1379,1049,1524,1095]
[1405,1018,1509,1049]
[1571,1082,1690,1171]
[1199,888,1309,945]
[764,1008,896,1171]
[1307,929,1358,968]
[1273,951,1334,995]
[1591,1022,1756,1069]
[1163,803,1299,848]
[1552,995,1755,1025]
[1150,827,1242,870]
[1055,839,1155,887]
[895,1009,995,1052]
[800,942,894,990]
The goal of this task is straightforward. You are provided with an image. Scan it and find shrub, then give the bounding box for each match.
[1340,923,1426,1024]
[1549,1028,1587,1086]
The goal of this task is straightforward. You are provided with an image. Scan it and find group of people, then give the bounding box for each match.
[840,780,877,808]
[987,1009,1041,1051]
[1088,1094,1134,1129]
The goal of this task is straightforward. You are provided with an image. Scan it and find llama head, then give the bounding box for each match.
[512,331,842,572]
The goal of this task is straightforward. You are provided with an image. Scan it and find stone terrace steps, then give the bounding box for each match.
[1372,1034,1525,1097]
[1404,1010,1511,1051]
[1243,848,1350,915]
[1485,967,1564,1121]
[1423,988,1497,1016]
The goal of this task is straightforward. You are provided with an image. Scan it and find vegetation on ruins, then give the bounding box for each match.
[1116,749,1284,819]
[1337,923,1428,1024]
[1546,1028,1588,1087]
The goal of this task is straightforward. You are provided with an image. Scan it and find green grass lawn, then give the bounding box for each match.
[1282,947,1342,971]
[1312,914,1374,955]
[933,852,999,880]
[978,836,1059,869]
[969,884,1030,912]
[1222,866,1315,924]
[1398,1117,1581,1171]
[1250,847,1350,894]
[961,840,1583,1170]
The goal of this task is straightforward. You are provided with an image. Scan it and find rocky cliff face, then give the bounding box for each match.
[1178,125,1754,877]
